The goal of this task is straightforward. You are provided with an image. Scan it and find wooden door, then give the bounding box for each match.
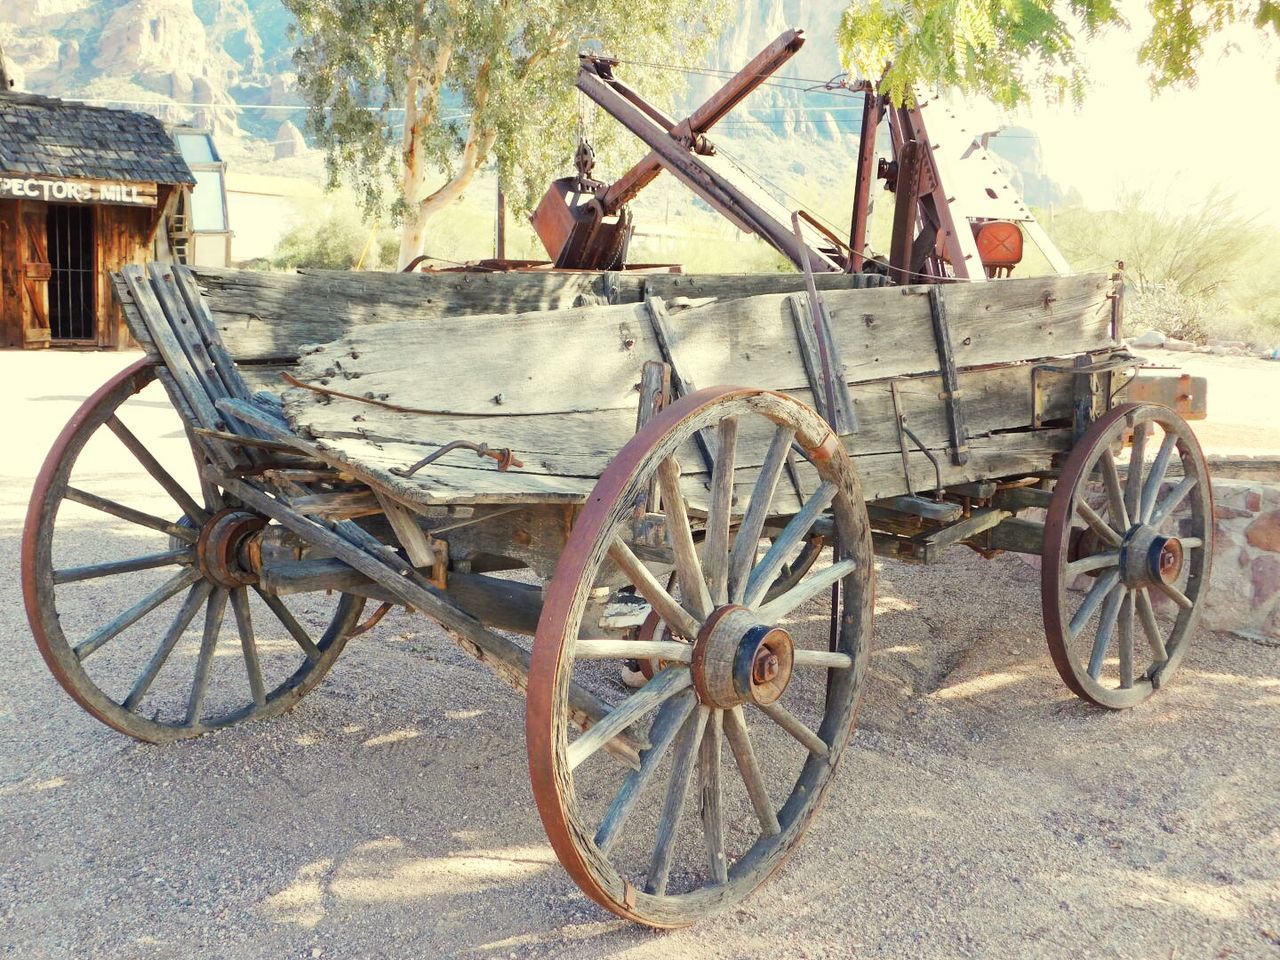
[0,201,22,348]
[21,206,51,347]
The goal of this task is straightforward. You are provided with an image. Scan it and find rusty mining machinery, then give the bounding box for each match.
[531,28,1072,283]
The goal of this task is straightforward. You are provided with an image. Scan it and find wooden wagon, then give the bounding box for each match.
[22,262,1213,926]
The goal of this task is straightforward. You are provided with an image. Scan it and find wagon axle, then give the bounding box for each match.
[195,509,267,588]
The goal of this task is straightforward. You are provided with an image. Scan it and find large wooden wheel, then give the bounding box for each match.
[22,359,365,742]
[1042,402,1213,708]
[528,386,875,927]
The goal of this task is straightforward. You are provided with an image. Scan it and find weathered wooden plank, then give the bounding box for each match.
[120,265,224,436]
[629,271,889,303]
[188,268,893,364]
[288,300,661,417]
[172,264,253,401]
[282,274,1111,430]
[285,361,1078,488]
[669,273,1116,393]
[280,425,1071,509]
[192,266,614,362]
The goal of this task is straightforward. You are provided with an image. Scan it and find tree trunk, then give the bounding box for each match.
[397,60,496,270]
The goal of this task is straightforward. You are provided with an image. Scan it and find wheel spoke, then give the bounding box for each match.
[106,415,209,523]
[74,567,200,661]
[1086,583,1125,679]
[595,691,697,855]
[728,425,795,603]
[1149,476,1197,529]
[646,704,708,896]
[1140,431,1179,524]
[53,548,192,585]
[657,457,712,620]
[723,706,780,836]
[1075,499,1123,547]
[1118,591,1135,688]
[1100,450,1130,531]
[252,587,322,661]
[792,649,853,669]
[1135,589,1169,661]
[574,639,692,662]
[1064,550,1120,579]
[1153,579,1194,610]
[699,708,728,885]
[567,666,691,771]
[123,581,213,710]
[1068,568,1121,638]
[185,588,229,726]
[744,482,837,608]
[1179,537,1204,550]
[64,487,198,542]
[702,417,738,606]
[755,559,856,624]
[608,539,700,640]
[758,701,829,757]
[229,588,266,708]
[1125,420,1148,521]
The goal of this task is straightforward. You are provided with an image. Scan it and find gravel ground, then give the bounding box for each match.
[1,351,1277,960]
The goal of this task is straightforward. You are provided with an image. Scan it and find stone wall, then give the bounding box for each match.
[1203,478,1280,639]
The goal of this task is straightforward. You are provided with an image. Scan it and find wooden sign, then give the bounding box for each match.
[0,174,158,207]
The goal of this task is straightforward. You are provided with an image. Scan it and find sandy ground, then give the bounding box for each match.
[1,350,1278,960]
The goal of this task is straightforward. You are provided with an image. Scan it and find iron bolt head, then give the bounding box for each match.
[753,651,780,685]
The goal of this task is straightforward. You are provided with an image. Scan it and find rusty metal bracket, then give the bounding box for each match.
[890,379,945,500]
[927,285,969,465]
[1030,351,1141,436]
[391,440,524,479]
[643,295,716,476]
[1122,372,1208,420]
[787,293,857,434]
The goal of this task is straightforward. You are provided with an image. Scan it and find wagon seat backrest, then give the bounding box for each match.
[112,263,283,473]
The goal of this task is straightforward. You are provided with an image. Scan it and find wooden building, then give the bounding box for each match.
[0,92,194,349]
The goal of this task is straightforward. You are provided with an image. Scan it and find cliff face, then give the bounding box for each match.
[0,0,290,139]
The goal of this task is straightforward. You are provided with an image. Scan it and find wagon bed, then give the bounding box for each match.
[174,267,1117,509]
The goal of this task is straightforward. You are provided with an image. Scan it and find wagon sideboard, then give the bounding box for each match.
[248,272,1114,511]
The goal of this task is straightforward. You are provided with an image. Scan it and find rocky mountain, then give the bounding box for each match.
[0,0,1071,204]
[0,0,298,145]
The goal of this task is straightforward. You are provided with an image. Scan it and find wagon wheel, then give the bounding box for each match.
[1042,402,1212,709]
[22,359,365,742]
[528,386,875,927]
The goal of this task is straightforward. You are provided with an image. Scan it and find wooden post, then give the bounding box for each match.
[495,179,506,260]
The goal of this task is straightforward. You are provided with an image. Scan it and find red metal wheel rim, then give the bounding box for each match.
[526,385,875,926]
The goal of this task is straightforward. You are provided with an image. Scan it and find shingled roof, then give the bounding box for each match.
[0,92,194,185]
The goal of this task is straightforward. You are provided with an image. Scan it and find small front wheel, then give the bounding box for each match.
[528,386,874,926]
[1041,402,1213,708]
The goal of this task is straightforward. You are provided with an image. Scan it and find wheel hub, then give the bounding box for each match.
[1119,525,1184,587]
[196,509,267,587]
[691,605,794,708]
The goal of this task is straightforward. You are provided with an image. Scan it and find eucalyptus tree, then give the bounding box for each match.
[285,0,726,267]
[838,0,1280,106]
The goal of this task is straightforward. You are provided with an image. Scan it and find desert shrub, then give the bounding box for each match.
[1125,283,1210,343]
[271,206,399,271]
[1047,190,1280,347]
